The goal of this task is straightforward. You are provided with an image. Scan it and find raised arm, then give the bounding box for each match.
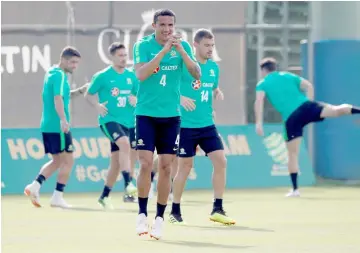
[174,40,201,80]
[133,39,173,81]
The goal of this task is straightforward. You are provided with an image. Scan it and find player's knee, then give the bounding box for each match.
[63,154,74,168]
[180,160,193,173]
[213,155,227,169]
[116,137,130,152]
[158,165,171,178]
[337,104,352,115]
[51,156,63,168]
[139,157,153,173]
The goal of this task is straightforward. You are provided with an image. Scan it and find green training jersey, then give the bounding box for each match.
[133,33,196,118]
[40,66,71,133]
[87,66,139,128]
[256,71,309,121]
[180,59,219,128]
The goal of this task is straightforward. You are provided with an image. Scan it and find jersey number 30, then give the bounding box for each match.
[160,74,166,86]
[117,97,127,107]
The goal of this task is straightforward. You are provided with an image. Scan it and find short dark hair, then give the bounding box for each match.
[260,57,277,72]
[108,42,126,55]
[194,29,214,43]
[153,9,176,24]
[60,46,81,59]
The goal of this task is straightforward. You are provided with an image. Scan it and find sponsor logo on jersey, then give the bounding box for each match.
[170,50,177,58]
[111,87,120,97]
[202,83,214,88]
[192,80,202,90]
[153,66,160,73]
[161,65,178,71]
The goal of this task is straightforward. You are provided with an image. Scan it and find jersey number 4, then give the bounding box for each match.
[160,74,166,86]
[117,97,127,107]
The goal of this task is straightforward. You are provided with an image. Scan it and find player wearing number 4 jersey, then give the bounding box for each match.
[133,9,201,240]
[86,43,139,209]
[170,29,235,226]
[254,58,360,197]
[24,46,86,209]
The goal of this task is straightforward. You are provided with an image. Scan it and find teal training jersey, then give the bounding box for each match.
[40,66,71,133]
[180,59,219,128]
[256,71,309,121]
[87,66,139,128]
[133,33,196,117]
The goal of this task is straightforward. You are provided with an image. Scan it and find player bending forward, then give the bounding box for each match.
[85,43,139,209]
[169,29,235,225]
[24,47,86,208]
[254,58,360,197]
[133,9,201,239]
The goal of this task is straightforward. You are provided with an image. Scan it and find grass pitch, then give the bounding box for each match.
[2,187,360,253]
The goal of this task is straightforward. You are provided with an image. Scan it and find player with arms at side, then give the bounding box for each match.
[169,29,236,225]
[255,58,360,197]
[133,9,201,239]
[85,43,138,209]
[24,47,86,208]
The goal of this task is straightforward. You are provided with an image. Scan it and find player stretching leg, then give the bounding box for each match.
[24,47,84,208]
[133,9,201,239]
[85,43,139,209]
[169,29,235,225]
[254,58,360,197]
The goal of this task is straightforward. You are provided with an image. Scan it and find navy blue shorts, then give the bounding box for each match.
[285,101,325,142]
[42,132,73,155]
[135,115,180,154]
[100,122,129,152]
[178,125,224,158]
[129,127,136,150]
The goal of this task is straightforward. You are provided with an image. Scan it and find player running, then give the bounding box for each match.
[169,29,235,225]
[254,58,360,197]
[85,42,139,209]
[133,9,201,239]
[24,46,85,208]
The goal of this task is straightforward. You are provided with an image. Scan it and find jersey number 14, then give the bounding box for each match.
[201,90,209,102]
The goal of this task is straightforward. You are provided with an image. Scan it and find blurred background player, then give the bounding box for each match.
[133,9,201,239]
[24,46,85,208]
[85,42,139,209]
[254,58,360,197]
[169,29,235,225]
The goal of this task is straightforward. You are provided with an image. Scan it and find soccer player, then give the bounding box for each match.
[85,42,139,209]
[133,9,201,239]
[254,58,360,197]
[24,46,85,208]
[169,29,235,225]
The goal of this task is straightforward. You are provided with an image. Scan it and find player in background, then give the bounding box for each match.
[85,43,138,209]
[169,29,235,225]
[24,47,86,208]
[133,9,201,239]
[255,58,360,197]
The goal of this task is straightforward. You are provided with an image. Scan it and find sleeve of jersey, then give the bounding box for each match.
[213,64,220,89]
[181,41,196,61]
[133,41,149,64]
[294,74,304,88]
[255,80,266,92]
[87,73,102,95]
[52,71,65,97]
